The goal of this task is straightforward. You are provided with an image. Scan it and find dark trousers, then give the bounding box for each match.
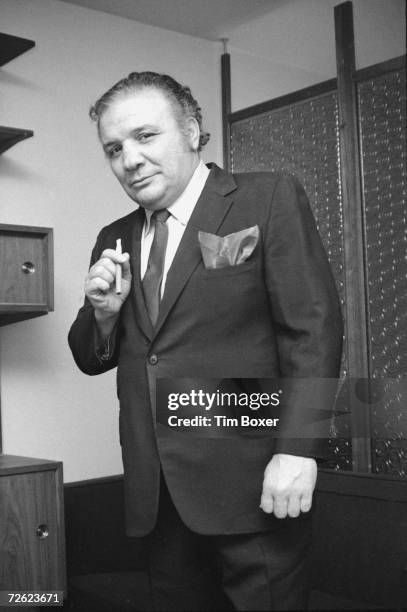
[145,475,312,611]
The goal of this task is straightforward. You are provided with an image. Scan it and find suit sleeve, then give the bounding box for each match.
[68,228,120,376]
[264,174,343,459]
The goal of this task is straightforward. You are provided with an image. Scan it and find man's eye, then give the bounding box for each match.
[139,132,155,142]
[107,145,122,158]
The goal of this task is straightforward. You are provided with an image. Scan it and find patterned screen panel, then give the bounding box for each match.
[358,67,407,477]
[230,91,352,470]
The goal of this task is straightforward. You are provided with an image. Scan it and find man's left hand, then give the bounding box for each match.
[260,454,317,518]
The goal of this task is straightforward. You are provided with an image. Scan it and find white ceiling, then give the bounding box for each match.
[60,0,279,40]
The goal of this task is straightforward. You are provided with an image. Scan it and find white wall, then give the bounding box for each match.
[227,0,406,110]
[0,0,222,481]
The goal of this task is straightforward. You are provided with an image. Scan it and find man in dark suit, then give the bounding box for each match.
[69,71,343,610]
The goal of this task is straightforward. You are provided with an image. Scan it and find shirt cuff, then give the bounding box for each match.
[94,319,118,363]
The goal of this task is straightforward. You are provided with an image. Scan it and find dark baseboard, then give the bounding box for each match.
[312,469,407,608]
[64,474,144,577]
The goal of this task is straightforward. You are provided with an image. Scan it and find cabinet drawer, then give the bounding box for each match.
[0,465,65,591]
[0,224,53,324]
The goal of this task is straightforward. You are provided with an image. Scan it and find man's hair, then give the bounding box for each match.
[89,71,210,151]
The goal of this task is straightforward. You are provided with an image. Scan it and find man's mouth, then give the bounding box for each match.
[130,174,155,187]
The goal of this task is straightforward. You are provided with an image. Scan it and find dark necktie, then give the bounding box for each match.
[142,209,170,326]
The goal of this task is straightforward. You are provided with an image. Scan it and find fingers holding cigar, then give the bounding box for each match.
[85,244,132,310]
[99,248,131,275]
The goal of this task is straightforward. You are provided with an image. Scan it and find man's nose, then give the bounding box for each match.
[122,142,143,170]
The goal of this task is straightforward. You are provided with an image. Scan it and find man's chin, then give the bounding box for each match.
[126,187,161,209]
[132,195,167,212]
[140,202,168,212]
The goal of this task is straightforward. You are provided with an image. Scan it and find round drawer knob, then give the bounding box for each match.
[36,524,49,539]
[22,261,35,274]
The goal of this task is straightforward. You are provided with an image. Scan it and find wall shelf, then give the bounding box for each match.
[0,34,51,327]
[0,126,33,154]
[0,32,35,66]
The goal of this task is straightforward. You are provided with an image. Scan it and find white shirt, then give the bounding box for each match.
[140,161,210,296]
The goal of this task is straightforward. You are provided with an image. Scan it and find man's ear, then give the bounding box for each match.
[185,116,200,152]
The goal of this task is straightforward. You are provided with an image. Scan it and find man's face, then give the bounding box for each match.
[98,87,200,211]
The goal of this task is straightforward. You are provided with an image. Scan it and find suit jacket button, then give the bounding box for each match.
[149,354,158,365]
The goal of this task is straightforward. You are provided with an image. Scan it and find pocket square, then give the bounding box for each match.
[198,225,259,269]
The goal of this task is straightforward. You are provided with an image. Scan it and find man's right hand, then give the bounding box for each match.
[85,248,132,336]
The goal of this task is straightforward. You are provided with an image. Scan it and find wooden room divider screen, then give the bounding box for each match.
[225,3,406,477]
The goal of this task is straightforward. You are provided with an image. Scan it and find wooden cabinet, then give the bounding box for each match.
[0,455,66,593]
[0,32,65,604]
[0,225,54,326]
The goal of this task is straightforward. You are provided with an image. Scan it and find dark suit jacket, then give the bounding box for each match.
[68,163,343,537]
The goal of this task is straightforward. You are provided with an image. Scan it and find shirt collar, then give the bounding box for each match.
[143,160,210,233]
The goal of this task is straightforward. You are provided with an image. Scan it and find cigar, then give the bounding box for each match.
[115,238,122,294]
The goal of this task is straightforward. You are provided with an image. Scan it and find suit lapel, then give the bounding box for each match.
[154,164,237,336]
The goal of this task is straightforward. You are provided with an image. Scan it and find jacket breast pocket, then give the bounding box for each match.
[201,259,260,280]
